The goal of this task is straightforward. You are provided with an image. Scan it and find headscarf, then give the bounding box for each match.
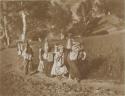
[72,42,80,51]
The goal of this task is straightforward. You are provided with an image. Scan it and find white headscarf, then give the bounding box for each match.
[69,42,80,60]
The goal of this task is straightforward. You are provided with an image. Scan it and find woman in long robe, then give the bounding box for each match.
[67,42,82,81]
[44,48,54,76]
[51,45,68,77]
[38,48,44,72]
[22,41,33,75]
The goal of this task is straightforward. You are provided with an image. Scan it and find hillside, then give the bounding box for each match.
[0,1,124,96]
[16,31,125,81]
[0,33,124,96]
[91,15,125,35]
[82,32,124,80]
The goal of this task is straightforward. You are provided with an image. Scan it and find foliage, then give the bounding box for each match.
[0,0,124,41]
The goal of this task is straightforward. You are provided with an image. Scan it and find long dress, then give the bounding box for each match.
[17,41,23,56]
[38,60,44,72]
[44,52,54,75]
[51,52,68,76]
[38,49,54,75]
[67,50,81,79]
[64,49,70,72]
[38,49,44,72]
[22,46,33,74]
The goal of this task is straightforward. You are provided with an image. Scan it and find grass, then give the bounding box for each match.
[81,32,124,81]
[30,32,124,81]
[0,32,124,96]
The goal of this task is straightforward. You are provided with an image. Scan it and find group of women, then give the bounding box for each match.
[17,36,86,82]
[37,37,86,82]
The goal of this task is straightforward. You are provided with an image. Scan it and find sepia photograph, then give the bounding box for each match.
[0,0,125,96]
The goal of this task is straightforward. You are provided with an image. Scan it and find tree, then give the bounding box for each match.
[49,3,72,34]
[0,2,5,40]
[78,0,93,24]
[20,10,27,42]
[71,0,94,35]
[0,2,10,47]
[18,1,30,42]
[73,0,107,36]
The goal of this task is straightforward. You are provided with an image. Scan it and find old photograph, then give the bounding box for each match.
[0,0,125,96]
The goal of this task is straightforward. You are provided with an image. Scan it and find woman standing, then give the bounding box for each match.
[44,47,54,76]
[51,45,68,77]
[22,41,33,75]
[67,42,81,82]
[38,48,44,72]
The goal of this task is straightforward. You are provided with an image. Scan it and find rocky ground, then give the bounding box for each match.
[0,48,124,96]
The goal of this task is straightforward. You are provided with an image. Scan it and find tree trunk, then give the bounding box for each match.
[2,2,10,47]
[0,32,5,40]
[21,11,26,42]
[3,16,10,47]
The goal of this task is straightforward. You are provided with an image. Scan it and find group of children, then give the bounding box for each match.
[17,36,86,82]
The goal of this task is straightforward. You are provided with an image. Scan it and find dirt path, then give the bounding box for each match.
[0,48,124,96]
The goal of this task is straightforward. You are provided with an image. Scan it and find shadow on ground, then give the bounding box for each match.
[80,56,107,79]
